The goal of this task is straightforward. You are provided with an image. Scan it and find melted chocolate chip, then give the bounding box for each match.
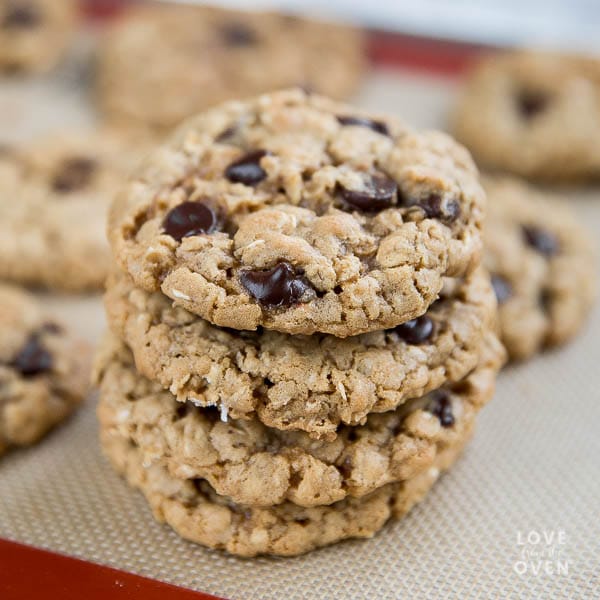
[394,315,434,344]
[162,201,218,241]
[239,262,313,307]
[2,3,40,29]
[522,225,559,256]
[225,150,268,185]
[418,194,461,223]
[339,173,397,212]
[517,90,549,119]
[220,22,258,46]
[336,115,390,136]
[52,157,97,193]
[12,335,52,377]
[426,390,454,428]
[491,274,512,304]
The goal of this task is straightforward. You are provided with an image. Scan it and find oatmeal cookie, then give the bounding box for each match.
[452,51,600,181]
[0,130,144,291]
[109,89,485,336]
[96,3,365,130]
[0,284,89,455]
[0,0,76,74]
[484,175,596,360]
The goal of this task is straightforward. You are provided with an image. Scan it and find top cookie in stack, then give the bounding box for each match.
[108,89,485,337]
[98,89,501,556]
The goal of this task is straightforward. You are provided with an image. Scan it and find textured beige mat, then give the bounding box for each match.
[0,68,599,599]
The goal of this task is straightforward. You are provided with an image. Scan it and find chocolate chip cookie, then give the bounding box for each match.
[0,0,76,74]
[96,4,365,131]
[483,175,596,360]
[0,130,144,291]
[104,266,497,440]
[109,89,485,336]
[452,51,600,181]
[96,330,504,508]
[0,284,89,456]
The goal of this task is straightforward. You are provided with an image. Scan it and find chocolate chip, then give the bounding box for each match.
[12,335,52,377]
[225,150,268,185]
[52,157,97,193]
[394,315,435,344]
[418,194,461,223]
[175,403,189,419]
[491,274,512,305]
[540,288,552,311]
[338,456,353,479]
[239,261,314,307]
[216,125,237,143]
[220,23,258,46]
[426,390,454,427]
[337,115,390,136]
[162,201,218,242]
[517,90,548,119]
[40,322,63,335]
[2,3,40,29]
[522,225,559,256]
[339,173,397,212]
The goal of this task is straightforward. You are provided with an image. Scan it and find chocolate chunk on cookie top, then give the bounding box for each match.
[110,90,485,336]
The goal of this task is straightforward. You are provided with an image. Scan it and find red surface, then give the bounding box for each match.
[1,3,485,600]
[367,29,488,75]
[0,539,223,600]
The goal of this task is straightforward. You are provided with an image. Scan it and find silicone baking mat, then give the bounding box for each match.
[0,17,599,600]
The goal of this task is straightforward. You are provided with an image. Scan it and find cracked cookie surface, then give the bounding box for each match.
[109,89,485,336]
[452,51,600,181]
[0,130,144,291]
[483,175,596,360]
[104,266,497,439]
[95,331,504,508]
[0,284,89,455]
[0,0,76,74]
[97,4,365,131]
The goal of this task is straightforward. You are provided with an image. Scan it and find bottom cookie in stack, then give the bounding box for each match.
[95,331,505,557]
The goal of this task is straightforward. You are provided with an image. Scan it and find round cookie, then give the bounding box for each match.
[452,51,600,181]
[96,4,365,131]
[109,89,485,336]
[483,175,596,360]
[104,267,497,440]
[102,426,468,557]
[95,331,505,508]
[0,284,89,456]
[0,0,76,74]
[0,130,144,291]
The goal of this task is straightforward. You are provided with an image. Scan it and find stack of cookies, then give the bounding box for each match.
[95,89,506,557]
